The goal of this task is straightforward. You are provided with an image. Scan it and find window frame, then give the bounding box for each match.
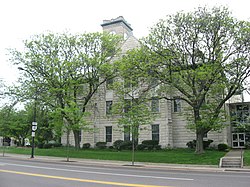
[151,124,160,142]
[105,126,112,142]
[151,97,159,113]
[173,98,181,112]
[106,100,113,115]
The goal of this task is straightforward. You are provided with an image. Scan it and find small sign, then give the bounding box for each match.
[31,131,35,137]
[32,122,37,131]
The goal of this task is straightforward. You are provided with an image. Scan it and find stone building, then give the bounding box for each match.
[62,16,249,149]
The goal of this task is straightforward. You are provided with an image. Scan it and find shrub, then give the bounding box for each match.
[53,142,62,147]
[142,140,159,146]
[245,142,250,149]
[82,143,91,149]
[203,139,213,149]
[113,140,124,150]
[120,140,133,150]
[137,140,160,150]
[186,139,213,149]
[43,143,53,149]
[154,145,162,150]
[95,142,107,149]
[136,144,147,150]
[218,143,228,151]
[108,146,114,149]
[186,140,196,149]
[37,142,44,149]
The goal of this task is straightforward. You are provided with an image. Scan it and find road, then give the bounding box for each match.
[0,157,250,187]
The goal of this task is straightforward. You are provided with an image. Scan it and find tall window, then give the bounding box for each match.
[105,126,112,142]
[106,78,113,90]
[124,126,130,141]
[173,98,181,112]
[151,97,159,112]
[152,124,159,141]
[106,101,113,115]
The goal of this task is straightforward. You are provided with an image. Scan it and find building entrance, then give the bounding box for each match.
[232,133,245,148]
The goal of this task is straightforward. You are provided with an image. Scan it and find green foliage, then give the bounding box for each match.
[95,142,107,149]
[141,140,160,150]
[40,142,62,149]
[137,140,161,151]
[82,143,91,149]
[0,106,31,146]
[217,143,228,151]
[142,140,159,146]
[186,139,213,149]
[245,142,250,149]
[136,144,147,150]
[10,31,122,148]
[203,139,214,149]
[37,142,44,149]
[113,140,124,150]
[138,6,250,153]
[43,143,53,149]
[120,140,133,150]
[52,142,62,147]
[186,140,196,149]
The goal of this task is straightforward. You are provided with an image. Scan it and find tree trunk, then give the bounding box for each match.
[21,138,25,147]
[195,131,204,154]
[193,107,204,154]
[73,130,80,149]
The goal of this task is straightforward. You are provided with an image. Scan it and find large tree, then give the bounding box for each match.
[130,7,250,153]
[10,32,121,148]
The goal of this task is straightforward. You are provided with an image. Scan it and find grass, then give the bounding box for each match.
[0,147,226,165]
[244,149,250,166]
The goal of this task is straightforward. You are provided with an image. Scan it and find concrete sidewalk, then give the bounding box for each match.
[1,152,250,173]
[224,149,244,157]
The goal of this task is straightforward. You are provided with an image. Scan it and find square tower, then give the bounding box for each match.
[101,16,133,40]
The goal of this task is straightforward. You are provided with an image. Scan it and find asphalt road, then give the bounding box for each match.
[0,157,250,187]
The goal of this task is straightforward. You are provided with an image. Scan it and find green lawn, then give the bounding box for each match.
[244,149,250,166]
[0,147,226,165]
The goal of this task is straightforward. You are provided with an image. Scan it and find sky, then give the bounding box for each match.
[0,0,250,100]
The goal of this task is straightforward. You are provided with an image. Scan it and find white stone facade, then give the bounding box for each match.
[62,16,230,148]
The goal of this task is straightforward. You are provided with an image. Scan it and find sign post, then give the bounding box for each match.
[31,122,37,158]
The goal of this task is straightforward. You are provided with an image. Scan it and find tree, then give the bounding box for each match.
[117,99,154,165]
[112,51,156,165]
[9,32,121,149]
[133,7,250,153]
[0,105,30,146]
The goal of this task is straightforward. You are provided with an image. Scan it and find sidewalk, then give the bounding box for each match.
[2,152,250,173]
[224,149,244,157]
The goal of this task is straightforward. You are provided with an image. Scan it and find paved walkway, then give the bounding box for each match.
[224,149,244,158]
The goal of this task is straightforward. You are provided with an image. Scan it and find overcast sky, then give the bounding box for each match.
[1,0,250,100]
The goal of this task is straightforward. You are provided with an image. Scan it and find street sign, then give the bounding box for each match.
[32,122,37,131]
[31,131,35,137]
